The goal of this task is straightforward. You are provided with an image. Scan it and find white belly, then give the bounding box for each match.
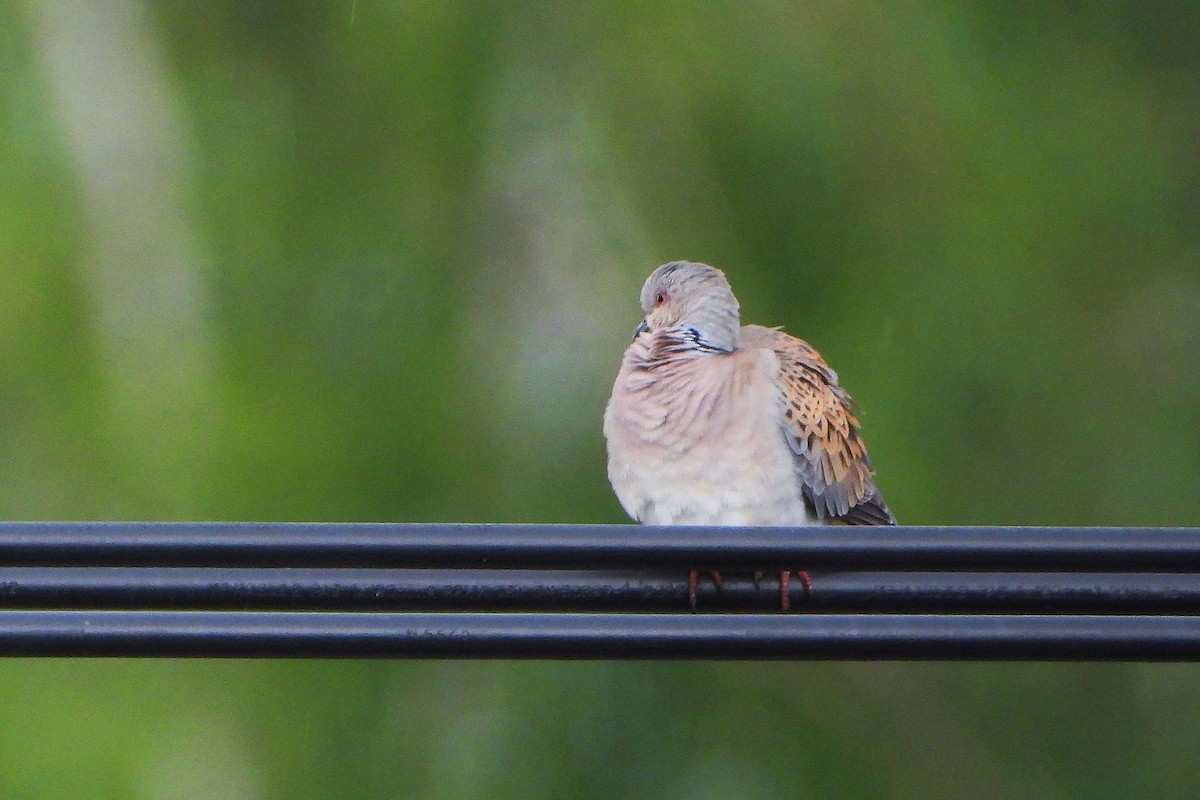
[617,433,813,525]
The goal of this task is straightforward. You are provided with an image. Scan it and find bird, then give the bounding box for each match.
[603,260,895,610]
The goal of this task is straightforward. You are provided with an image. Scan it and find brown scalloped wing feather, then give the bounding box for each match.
[743,325,896,526]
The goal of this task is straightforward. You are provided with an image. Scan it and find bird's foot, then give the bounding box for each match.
[778,570,814,612]
[687,569,724,611]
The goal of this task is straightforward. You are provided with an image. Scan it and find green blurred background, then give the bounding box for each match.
[2,1,1200,797]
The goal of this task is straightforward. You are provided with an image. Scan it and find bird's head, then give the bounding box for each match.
[636,261,741,352]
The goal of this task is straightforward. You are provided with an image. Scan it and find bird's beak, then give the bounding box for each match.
[632,319,650,339]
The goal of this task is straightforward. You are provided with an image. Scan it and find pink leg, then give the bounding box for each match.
[687,570,724,611]
[779,570,814,612]
[797,570,813,595]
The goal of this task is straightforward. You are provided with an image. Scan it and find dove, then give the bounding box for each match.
[603,261,896,610]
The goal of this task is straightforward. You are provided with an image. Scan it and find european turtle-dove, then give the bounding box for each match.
[603,261,895,609]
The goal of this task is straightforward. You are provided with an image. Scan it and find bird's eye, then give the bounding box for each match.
[654,291,668,305]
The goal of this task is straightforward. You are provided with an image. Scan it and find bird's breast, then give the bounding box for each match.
[603,350,812,526]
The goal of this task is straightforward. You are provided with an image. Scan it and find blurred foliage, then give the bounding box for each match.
[2,1,1200,798]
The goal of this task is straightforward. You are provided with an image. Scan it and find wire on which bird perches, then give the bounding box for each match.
[4,521,1200,567]
[0,523,1197,660]
[2,568,1200,613]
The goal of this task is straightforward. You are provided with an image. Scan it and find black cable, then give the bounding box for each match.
[0,524,1197,660]
[0,610,1197,660]
[0,523,1198,569]
[1,568,1199,613]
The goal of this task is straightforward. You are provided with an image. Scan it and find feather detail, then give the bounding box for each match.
[741,325,897,526]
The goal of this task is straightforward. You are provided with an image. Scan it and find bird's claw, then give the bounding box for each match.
[687,569,724,611]
[779,570,813,612]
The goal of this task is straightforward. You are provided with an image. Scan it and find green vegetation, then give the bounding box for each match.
[2,2,1199,797]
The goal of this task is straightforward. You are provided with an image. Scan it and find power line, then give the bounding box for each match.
[0,523,1195,660]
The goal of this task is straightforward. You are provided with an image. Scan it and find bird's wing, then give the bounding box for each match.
[744,325,896,526]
